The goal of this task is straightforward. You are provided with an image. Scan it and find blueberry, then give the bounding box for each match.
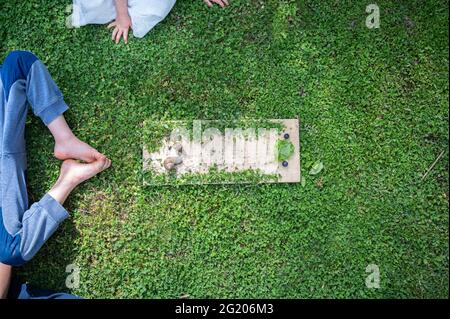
[284,133,290,139]
[282,161,289,167]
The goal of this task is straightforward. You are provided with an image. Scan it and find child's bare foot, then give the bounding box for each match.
[48,158,111,204]
[54,135,105,163]
[58,158,111,188]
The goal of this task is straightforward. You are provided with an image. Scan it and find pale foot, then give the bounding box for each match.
[48,158,111,204]
[54,135,105,163]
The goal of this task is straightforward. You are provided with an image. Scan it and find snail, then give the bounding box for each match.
[163,143,183,171]
[163,156,183,170]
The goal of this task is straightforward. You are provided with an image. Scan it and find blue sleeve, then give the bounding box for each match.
[26,59,69,125]
[1,50,69,126]
[19,194,69,262]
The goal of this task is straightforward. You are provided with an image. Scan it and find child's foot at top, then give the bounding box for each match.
[54,134,105,163]
[47,115,106,163]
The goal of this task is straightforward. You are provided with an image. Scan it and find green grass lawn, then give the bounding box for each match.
[0,0,448,298]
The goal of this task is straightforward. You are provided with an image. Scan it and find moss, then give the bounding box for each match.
[144,165,279,186]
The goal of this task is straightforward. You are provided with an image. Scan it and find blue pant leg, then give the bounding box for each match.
[7,278,81,299]
[0,51,69,266]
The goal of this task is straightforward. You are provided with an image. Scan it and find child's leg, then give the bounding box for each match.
[0,262,11,298]
[71,0,116,27]
[127,0,177,38]
[0,51,109,266]
[0,51,69,266]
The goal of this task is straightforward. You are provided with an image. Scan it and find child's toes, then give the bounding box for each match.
[91,158,104,171]
[93,149,105,158]
[105,159,112,169]
[99,158,111,171]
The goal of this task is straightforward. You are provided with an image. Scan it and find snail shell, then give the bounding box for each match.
[163,156,183,171]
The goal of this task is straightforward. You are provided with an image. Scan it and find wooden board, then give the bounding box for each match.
[143,118,301,185]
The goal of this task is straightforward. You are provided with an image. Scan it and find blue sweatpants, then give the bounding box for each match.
[0,51,70,266]
[7,278,81,299]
